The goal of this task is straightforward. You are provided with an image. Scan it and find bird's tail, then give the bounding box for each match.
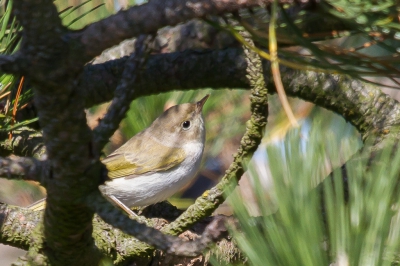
[27,198,46,211]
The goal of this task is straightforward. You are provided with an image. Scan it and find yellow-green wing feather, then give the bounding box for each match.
[102,136,186,179]
[102,154,139,179]
[27,198,46,211]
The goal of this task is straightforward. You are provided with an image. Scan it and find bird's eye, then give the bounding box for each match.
[182,120,191,130]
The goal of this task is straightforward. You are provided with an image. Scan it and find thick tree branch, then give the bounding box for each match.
[86,190,227,257]
[80,48,400,141]
[73,0,294,62]
[13,1,63,46]
[11,1,101,264]
[0,200,237,265]
[93,35,153,151]
[92,19,238,65]
[0,157,48,184]
[92,14,349,66]
[12,0,73,82]
[80,48,246,106]
[0,202,42,251]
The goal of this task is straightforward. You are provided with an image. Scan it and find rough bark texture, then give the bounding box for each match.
[79,49,400,142]
[0,0,398,265]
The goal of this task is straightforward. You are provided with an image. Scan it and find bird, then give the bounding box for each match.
[28,95,209,216]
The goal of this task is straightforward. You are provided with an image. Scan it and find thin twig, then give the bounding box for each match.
[163,29,269,235]
[0,82,12,98]
[269,0,298,127]
[87,190,227,256]
[0,90,11,100]
[9,76,25,139]
[92,35,153,151]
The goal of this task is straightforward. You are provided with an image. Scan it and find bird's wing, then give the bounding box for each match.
[102,136,186,179]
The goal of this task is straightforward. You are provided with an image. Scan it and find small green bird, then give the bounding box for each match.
[99,95,209,212]
[28,95,209,214]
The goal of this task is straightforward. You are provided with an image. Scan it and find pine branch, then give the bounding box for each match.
[163,31,269,235]
[79,48,400,142]
[71,0,289,63]
[0,157,48,184]
[93,35,153,151]
[86,190,228,257]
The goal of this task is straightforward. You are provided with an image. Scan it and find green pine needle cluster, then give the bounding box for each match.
[210,0,399,87]
[215,117,400,266]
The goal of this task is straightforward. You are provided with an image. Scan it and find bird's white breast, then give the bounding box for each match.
[102,141,204,207]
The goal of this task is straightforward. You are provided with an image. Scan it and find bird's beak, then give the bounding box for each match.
[196,94,210,113]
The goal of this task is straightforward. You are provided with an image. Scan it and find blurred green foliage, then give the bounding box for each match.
[211,114,400,265]
[57,0,111,29]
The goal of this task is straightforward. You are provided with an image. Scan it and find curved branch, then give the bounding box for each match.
[79,48,400,141]
[93,35,153,151]
[86,190,227,257]
[80,48,247,106]
[163,32,269,235]
[0,200,237,265]
[73,0,281,62]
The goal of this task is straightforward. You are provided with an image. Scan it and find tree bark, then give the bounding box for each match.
[0,0,398,265]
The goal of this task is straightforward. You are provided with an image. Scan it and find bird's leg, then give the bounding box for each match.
[106,194,138,218]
